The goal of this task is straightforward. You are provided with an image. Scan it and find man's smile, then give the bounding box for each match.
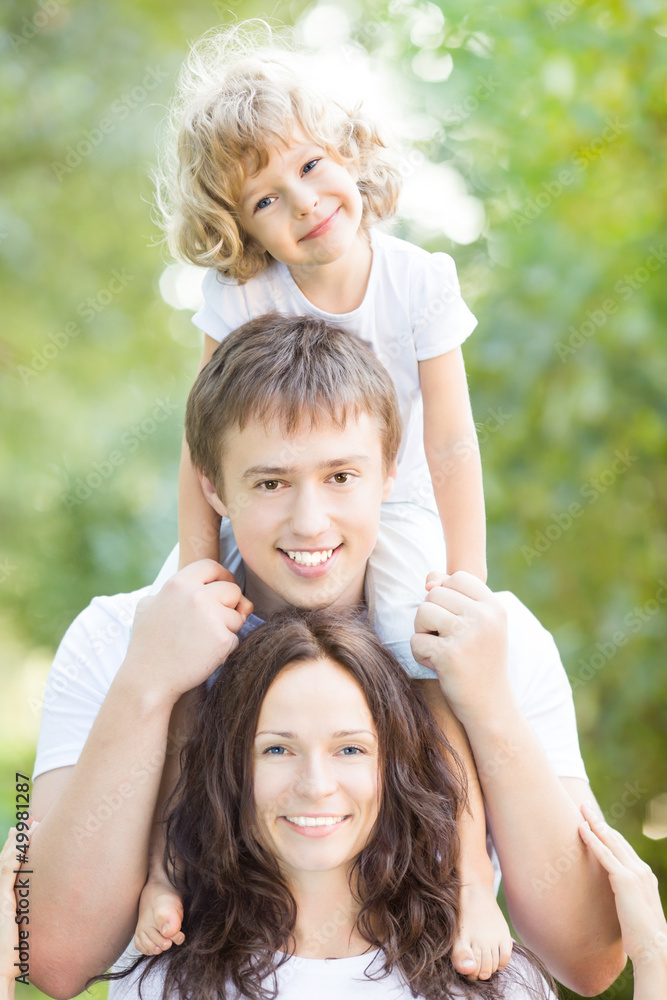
[278,545,342,576]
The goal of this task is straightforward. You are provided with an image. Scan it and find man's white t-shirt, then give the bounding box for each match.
[192,227,477,511]
[112,948,556,1000]
[33,582,588,871]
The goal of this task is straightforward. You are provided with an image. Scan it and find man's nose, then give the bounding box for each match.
[288,485,331,538]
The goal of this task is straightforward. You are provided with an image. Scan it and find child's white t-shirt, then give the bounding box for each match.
[192,228,477,511]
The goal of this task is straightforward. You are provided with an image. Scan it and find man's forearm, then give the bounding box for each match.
[30,663,175,998]
[464,700,625,994]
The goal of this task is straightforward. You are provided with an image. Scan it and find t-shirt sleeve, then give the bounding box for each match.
[498,591,588,782]
[411,251,477,361]
[191,268,251,343]
[32,589,148,780]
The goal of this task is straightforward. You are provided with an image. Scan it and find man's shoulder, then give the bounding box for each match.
[494,590,570,692]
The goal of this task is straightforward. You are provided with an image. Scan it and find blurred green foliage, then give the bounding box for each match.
[1,1,665,998]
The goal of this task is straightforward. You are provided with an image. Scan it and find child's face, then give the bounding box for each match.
[202,411,395,618]
[238,131,364,271]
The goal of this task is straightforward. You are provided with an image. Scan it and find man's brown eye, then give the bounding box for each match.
[334,473,348,483]
[264,481,279,490]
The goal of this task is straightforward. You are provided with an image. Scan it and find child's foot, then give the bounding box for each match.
[134,880,185,956]
[451,882,513,981]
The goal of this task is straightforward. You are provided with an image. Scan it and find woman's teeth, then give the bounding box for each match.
[285,549,333,567]
[284,815,346,827]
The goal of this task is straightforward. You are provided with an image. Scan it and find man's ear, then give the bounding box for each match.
[382,460,397,502]
[198,471,228,518]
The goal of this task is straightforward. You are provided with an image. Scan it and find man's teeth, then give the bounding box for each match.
[284,815,346,827]
[285,549,333,567]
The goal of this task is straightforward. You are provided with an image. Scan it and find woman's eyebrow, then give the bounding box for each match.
[254,729,376,739]
[332,730,377,740]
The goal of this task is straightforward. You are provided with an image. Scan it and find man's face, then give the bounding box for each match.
[203,412,395,617]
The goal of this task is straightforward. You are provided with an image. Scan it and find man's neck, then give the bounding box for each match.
[244,566,367,621]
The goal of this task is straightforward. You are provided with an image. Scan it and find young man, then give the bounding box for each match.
[28,315,624,998]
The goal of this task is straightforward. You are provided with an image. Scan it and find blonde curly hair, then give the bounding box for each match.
[154,22,401,283]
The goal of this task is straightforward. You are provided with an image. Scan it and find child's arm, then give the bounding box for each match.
[417,678,512,982]
[579,802,667,1000]
[420,348,487,582]
[178,334,223,570]
[133,692,195,956]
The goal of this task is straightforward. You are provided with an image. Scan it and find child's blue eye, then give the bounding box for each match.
[256,196,273,211]
[302,159,319,174]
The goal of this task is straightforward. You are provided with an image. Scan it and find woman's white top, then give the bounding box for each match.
[111,950,555,1000]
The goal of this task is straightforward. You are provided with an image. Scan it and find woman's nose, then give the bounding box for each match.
[293,755,338,800]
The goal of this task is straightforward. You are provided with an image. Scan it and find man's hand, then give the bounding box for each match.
[411,570,513,725]
[121,559,253,705]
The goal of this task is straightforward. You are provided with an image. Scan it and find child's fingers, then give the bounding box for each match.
[425,571,448,591]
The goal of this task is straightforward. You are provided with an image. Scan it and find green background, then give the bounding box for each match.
[1,1,665,998]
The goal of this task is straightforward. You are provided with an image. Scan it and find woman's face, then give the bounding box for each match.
[252,657,380,882]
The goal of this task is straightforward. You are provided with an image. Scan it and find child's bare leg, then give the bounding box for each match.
[415,679,513,981]
[133,692,194,955]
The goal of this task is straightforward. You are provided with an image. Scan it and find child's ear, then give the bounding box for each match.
[382,460,397,502]
[198,472,228,518]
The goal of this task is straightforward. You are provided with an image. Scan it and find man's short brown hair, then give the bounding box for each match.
[185,313,401,492]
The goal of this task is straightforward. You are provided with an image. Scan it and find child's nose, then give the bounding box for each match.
[291,187,318,216]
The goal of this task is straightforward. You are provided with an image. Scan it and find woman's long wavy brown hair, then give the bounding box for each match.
[111,609,554,1000]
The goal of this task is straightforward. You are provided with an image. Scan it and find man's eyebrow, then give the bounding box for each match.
[241,456,371,480]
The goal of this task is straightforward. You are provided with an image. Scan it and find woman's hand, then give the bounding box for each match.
[1,822,37,999]
[579,802,667,979]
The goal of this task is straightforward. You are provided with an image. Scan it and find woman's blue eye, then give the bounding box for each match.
[265,746,285,755]
[341,746,362,755]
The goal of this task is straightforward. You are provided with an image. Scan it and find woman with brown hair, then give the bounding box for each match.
[111,609,555,1000]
